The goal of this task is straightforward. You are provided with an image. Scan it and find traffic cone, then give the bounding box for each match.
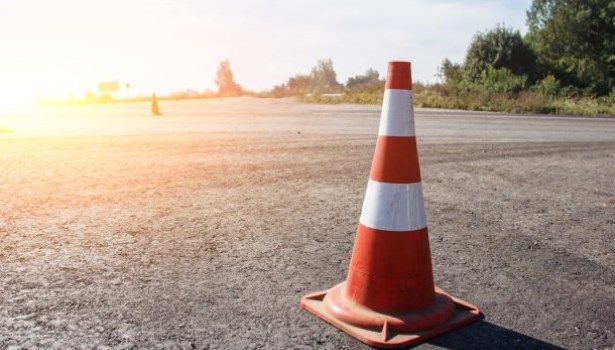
[300,61,480,348]
[151,93,162,116]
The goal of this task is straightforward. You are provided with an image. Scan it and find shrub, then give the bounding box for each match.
[532,75,560,96]
[479,67,527,94]
[464,24,538,82]
[346,68,379,89]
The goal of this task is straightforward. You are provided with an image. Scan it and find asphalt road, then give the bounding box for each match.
[1,97,614,349]
[3,97,615,141]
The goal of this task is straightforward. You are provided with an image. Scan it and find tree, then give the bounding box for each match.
[439,58,463,84]
[463,24,537,82]
[269,59,343,97]
[309,59,342,94]
[215,60,242,96]
[346,68,380,89]
[270,84,288,98]
[287,74,311,95]
[526,0,615,94]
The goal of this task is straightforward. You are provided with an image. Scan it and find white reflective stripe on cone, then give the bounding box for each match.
[359,179,427,232]
[378,89,415,137]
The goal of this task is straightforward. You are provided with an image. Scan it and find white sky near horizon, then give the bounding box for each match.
[0,0,532,102]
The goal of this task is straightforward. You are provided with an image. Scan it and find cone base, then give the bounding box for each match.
[300,283,480,349]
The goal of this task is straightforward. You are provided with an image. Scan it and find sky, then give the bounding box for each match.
[0,0,532,105]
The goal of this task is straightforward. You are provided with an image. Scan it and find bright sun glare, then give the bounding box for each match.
[0,87,34,112]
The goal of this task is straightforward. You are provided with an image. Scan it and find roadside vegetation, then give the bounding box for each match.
[268,0,615,116]
[37,0,613,116]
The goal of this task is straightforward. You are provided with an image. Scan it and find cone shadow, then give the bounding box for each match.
[422,318,565,350]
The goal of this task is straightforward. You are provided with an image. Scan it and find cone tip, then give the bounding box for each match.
[386,61,412,90]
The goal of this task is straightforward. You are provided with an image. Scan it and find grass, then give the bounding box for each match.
[300,86,615,117]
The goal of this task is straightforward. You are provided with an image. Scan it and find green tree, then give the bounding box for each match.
[464,24,537,82]
[309,59,342,94]
[215,59,242,96]
[526,0,615,94]
[439,58,463,83]
[346,68,379,89]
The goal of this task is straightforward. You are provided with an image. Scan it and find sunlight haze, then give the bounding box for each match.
[0,0,531,105]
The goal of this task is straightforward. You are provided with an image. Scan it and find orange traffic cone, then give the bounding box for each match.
[300,61,480,348]
[151,93,162,116]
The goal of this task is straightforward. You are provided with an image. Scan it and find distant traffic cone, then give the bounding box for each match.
[151,93,162,116]
[300,61,480,348]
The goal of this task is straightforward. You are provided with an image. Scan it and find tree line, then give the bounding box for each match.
[440,0,614,97]
[216,58,381,98]
[276,0,614,116]
[45,0,613,116]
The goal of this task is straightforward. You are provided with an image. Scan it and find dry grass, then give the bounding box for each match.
[299,88,615,117]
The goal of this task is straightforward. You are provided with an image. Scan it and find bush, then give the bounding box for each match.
[464,24,538,82]
[532,75,560,96]
[479,67,527,94]
[439,59,464,84]
[346,68,379,89]
[309,59,343,94]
